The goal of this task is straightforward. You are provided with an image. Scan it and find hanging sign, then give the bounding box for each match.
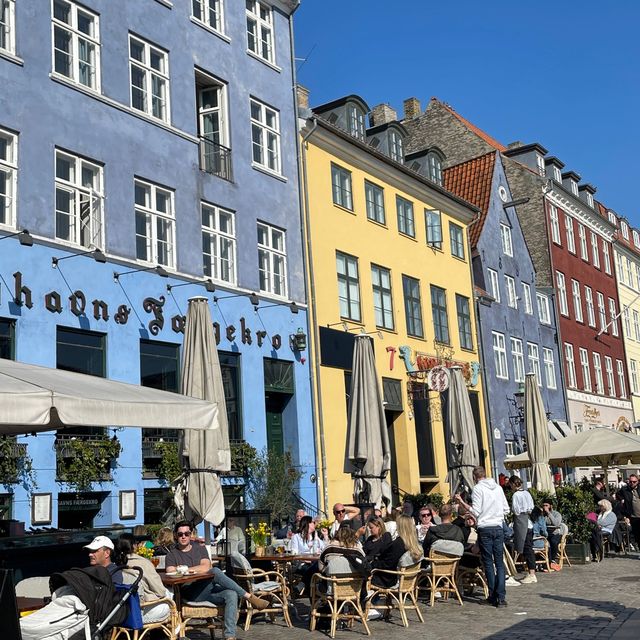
[426,366,450,392]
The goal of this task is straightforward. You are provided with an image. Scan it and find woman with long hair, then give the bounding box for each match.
[363,516,391,558]
[290,515,327,555]
[153,526,174,556]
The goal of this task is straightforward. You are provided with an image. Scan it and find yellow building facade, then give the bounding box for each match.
[299,98,489,514]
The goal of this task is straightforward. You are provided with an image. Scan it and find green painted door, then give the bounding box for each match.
[266,399,284,454]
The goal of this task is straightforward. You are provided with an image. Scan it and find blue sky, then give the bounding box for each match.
[294,0,640,223]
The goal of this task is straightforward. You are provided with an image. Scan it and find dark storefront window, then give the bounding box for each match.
[0,318,15,360]
[144,488,172,525]
[412,384,436,477]
[220,351,242,441]
[57,327,105,377]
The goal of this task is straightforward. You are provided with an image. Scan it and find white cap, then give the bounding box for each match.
[84,535,114,551]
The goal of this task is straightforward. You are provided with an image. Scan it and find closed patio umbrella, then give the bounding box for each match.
[174,297,231,530]
[524,373,555,494]
[345,335,392,509]
[447,367,479,495]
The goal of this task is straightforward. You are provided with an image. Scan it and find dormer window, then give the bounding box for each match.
[536,155,546,177]
[621,221,630,240]
[633,230,640,249]
[553,166,562,182]
[586,192,594,208]
[348,104,365,140]
[427,151,443,186]
[608,211,617,226]
[389,130,404,163]
[570,181,578,196]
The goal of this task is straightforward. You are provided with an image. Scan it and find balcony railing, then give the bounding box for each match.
[199,137,233,182]
[55,435,119,482]
[142,436,179,460]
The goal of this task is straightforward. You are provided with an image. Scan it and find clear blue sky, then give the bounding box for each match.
[294,0,640,223]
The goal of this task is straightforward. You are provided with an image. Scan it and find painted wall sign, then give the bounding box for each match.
[398,344,480,387]
[426,366,450,392]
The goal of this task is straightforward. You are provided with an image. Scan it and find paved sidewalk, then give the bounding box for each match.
[190,554,640,639]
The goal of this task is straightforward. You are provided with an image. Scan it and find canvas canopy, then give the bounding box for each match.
[0,358,219,435]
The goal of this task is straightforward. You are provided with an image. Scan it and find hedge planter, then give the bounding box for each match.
[565,542,591,564]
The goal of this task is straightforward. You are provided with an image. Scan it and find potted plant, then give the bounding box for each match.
[246,521,270,557]
[555,484,593,564]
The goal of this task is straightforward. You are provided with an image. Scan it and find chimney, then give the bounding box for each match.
[296,84,310,114]
[370,103,397,127]
[403,97,421,120]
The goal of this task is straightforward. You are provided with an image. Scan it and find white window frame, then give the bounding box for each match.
[527,342,541,386]
[201,201,236,285]
[627,257,633,287]
[537,292,551,325]
[365,180,385,224]
[597,292,607,331]
[389,130,404,163]
[608,211,617,226]
[337,251,361,322]
[621,221,630,240]
[543,347,556,389]
[579,347,592,392]
[593,353,604,395]
[609,298,619,337]
[624,307,631,337]
[250,97,281,174]
[619,255,627,285]
[549,204,561,244]
[0,126,17,229]
[635,310,640,341]
[425,209,442,248]
[192,0,224,34]
[488,269,500,303]
[522,283,533,314]
[257,221,287,298]
[54,149,104,250]
[331,163,353,210]
[564,213,575,253]
[631,359,639,395]
[129,34,170,122]
[0,0,15,54]
[585,286,596,327]
[505,440,517,457]
[556,271,568,315]
[348,104,366,141]
[505,275,517,309]
[134,178,175,268]
[246,0,274,64]
[605,356,615,397]
[500,223,513,256]
[371,264,394,330]
[603,241,612,274]
[571,279,583,322]
[578,223,588,261]
[565,343,577,389]
[591,232,600,268]
[634,230,640,249]
[511,337,524,383]
[492,331,508,380]
[52,0,101,90]
[617,359,627,398]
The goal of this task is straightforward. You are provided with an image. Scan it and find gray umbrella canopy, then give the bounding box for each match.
[447,367,479,495]
[174,297,231,527]
[524,373,555,494]
[345,335,392,509]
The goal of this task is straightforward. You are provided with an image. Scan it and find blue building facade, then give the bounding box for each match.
[0,0,316,528]
[444,152,568,476]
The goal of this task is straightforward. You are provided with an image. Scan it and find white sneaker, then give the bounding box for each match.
[367,608,382,621]
[520,574,538,584]
[434,591,442,599]
[505,576,521,587]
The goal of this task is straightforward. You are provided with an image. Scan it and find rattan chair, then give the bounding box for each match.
[456,562,489,599]
[309,573,370,639]
[513,537,550,572]
[367,562,424,626]
[180,601,225,640]
[418,552,463,607]
[557,532,572,569]
[110,597,180,640]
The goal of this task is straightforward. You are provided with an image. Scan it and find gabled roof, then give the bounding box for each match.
[444,151,497,249]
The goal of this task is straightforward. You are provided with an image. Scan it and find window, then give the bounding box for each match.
[597,292,606,331]
[135,179,175,268]
[55,150,104,249]
[246,0,273,64]
[543,348,556,389]
[192,0,223,33]
[593,353,604,395]
[505,275,517,309]
[197,76,231,180]
[634,230,640,249]
[621,221,630,240]
[624,307,631,337]
[52,0,100,89]
[564,343,577,388]
[330,164,352,210]
[0,127,17,227]
[609,298,619,337]
[140,339,179,392]
[556,271,568,315]
[337,252,361,321]
[251,98,280,173]
[389,131,403,162]
[627,257,634,286]
[493,332,508,380]
[608,211,617,226]
[564,214,575,253]
[579,348,592,392]
[631,359,639,395]
[57,327,105,377]
[396,196,415,237]
[618,256,626,285]
[488,269,500,303]
[605,356,615,397]
[347,105,365,140]
[500,224,513,256]
[129,35,169,122]
[585,286,596,327]
[0,318,15,360]
[220,352,242,440]
[456,294,473,350]
[635,310,640,341]
[511,338,524,383]
[578,224,588,260]
[522,283,533,314]
[617,360,627,398]
[365,181,385,224]
[537,293,551,324]
[402,275,423,338]
[258,222,287,297]
[0,0,15,54]
[431,286,450,344]
[371,264,393,330]
[505,440,517,457]
[591,232,600,268]
[536,154,546,176]
[427,152,442,185]
[449,222,465,259]
[425,209,442,247]
[528,342,541,386]
[603,242,611,274]
[202,202,235,284]
[549,205,561,244]
[571,279,583,322]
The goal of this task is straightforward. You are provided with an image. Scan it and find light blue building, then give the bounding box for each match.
[0,0,316,529]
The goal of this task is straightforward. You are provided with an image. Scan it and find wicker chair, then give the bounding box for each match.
[110,597,180,640]
[456,562,489,599]
[418,552,463,607]
[513,537,550,572]
[309,573,370,639]
[180,601,225,640]
[557,532,572,569]
[366,562,424,627]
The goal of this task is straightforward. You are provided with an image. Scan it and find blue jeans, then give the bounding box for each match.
[181,567,247,638]
[477,526,506,603]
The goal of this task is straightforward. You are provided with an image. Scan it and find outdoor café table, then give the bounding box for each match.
[16,596,47,616]
[160,570,216,610]
[250,553,320,589]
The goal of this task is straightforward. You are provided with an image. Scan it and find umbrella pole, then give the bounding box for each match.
[204,521,211,545]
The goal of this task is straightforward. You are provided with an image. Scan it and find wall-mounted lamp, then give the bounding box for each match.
[258,300,299,314]
[290,328,307,351]
[52,247,106,267]
[502,197,530,209]
[0,229,33,247]
[166,278,216,293]
[113,265,169,282]
[214,291,259,307]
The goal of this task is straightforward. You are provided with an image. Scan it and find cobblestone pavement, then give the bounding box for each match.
[189,554,640,640]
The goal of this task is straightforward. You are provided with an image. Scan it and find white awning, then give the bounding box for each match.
[0,358,219,435]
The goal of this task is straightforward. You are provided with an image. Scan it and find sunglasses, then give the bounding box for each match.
[420,512,431,517]
[334,510,346,515]
[176,531,191,537]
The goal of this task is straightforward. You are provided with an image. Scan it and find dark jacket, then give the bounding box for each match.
[616,485,640,519]
[363,531,391,559]
[370,536,407,588]
[423,523,465,556]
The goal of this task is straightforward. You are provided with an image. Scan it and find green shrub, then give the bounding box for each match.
[402,491,444,511]
[555,484,593,544]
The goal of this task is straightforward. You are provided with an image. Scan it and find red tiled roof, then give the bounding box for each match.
[444,152,497,249]
[437,99,507,152]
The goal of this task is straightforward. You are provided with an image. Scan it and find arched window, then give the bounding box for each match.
[389,130,404,162]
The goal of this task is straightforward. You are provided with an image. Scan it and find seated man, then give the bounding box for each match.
[329,503,361,538]
[166,521,269,640]
[541,499,563,570]
[214,517,246,554]
[422,504,465,557]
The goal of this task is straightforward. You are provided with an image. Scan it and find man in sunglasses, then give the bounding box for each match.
[329,503,360,537]
[616,474,640,550]
[166,521,269,640]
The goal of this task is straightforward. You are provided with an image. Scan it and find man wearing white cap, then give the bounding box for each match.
[84,535,123,582]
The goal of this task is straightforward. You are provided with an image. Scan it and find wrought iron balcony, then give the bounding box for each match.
[55,435,120,482]
[199,137,233,182]
[142,435,179,460]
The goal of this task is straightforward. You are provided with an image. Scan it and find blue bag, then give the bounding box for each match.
[114,583,144,630]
